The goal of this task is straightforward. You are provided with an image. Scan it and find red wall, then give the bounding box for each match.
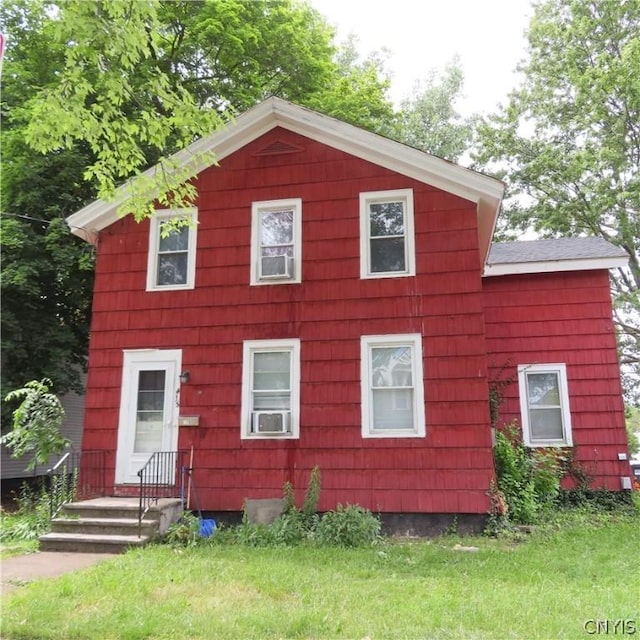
[483,270,630,490]
[82,127,495,514]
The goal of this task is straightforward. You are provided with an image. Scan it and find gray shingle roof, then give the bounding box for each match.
[488,237,627,265]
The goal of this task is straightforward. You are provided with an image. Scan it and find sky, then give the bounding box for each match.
[308,0,535,116]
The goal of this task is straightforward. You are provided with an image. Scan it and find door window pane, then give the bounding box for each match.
[134,370,166,453]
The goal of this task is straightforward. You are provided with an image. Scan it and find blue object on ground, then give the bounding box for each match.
[199,519,216,538]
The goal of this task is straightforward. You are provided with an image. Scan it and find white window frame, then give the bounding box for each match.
[146,208,198,291]
[250,198,302,285]
[359,189,415,279]
[241,339,301,440]
[361,334,425,438]
[518,363,573,447]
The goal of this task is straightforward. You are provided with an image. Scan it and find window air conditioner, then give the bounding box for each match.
[260,255,294,279]
[252,411,291,434]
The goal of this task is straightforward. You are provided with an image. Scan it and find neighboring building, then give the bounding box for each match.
[66,99,632,529]
[1,380,85,481]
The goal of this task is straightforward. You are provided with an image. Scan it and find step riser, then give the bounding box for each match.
[61,507,160,521]
[50,522,157,537]
[40,539,148,554]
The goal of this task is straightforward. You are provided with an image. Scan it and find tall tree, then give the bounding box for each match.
[1,0,96,426]
[304,35,396,136]
[396,57,477,162]
[1,0,396,424]
[474,0,640,398]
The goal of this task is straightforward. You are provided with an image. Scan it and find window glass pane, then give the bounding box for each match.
[159,224,189,252]
[253,392,291,410]
[253,352,290,390]
[369,202,405,236]
[261,210,293,245]
[370,237,406,273]
[527,373,561,406]
[134,370,165,453]
[138,371,166,391]
[373,389,414,429]
[371,346,413,387]
[530,408,564,440]
[261,245,294,258]
[157,254,188,285]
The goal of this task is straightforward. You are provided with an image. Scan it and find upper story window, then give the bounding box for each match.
[241,339,301,439]
[518,363,573,447]
[361,334,425,438]
[250,199,302,285]
[146,208,198,291]
[360,189,415,279]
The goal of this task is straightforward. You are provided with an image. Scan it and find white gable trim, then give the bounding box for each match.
[66,98,504,257]
[483,255,629,277]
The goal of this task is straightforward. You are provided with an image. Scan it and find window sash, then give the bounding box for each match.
[251,199,301,285]
[518,364,572,446]
[361,335,425,438]
[360,190,414,279]
[241,339,300,439]
[147,210,197,291]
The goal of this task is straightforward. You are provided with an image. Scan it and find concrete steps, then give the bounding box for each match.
[39,497,183,553]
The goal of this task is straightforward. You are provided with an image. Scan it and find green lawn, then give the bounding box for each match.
[2,513,639,640]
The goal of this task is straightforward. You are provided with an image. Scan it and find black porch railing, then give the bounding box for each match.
[137,450,188,535]
[47,449,108,518]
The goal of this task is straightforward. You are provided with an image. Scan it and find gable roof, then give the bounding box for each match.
[484,237,629,277]
[66,97,505,261]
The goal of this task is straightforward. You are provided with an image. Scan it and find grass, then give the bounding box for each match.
[2,509,639,640]
[0,512,42,558]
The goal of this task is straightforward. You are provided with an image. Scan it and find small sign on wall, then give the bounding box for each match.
[178,415,200,427]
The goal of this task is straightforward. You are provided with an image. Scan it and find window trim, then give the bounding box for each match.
[359,189,415,279]
[361,333,425,439]
[250,198,302,285]
[146,208,198,291]
[241,338,301,440]
[518,363,573,447]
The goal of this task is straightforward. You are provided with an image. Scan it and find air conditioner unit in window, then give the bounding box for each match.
[260,255,294,280]
[252,411,291,434]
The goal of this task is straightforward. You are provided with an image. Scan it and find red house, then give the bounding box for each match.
[67,98,632,531]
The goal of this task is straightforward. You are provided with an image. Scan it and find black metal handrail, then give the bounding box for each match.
[137,450,188,535]
[47,449,108,518]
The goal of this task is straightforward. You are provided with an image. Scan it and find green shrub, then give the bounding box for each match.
[493,423,563,525]
[164,512,202,548]
[314,504,381,547]
[558,489,635,511]
[166,467,383,549]
[0,482,50,542]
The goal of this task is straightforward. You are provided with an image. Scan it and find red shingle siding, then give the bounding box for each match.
[83,128,495,514]
[483,270,630,490]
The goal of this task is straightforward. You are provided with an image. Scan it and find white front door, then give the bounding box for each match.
[115,349,182,484]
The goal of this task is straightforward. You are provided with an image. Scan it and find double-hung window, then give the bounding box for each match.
[361,334,425,438]
[250,199,302,284]
[360,189,415,279]
[241,339,300,439]
[147,208,198,291]
[518,363,572,447]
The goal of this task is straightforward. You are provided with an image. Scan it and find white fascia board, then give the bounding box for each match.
[483,255,629,277]
[66,98,505,247]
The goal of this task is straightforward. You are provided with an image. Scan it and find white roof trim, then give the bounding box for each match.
[67,98,504,257]
[483,255,629,277]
